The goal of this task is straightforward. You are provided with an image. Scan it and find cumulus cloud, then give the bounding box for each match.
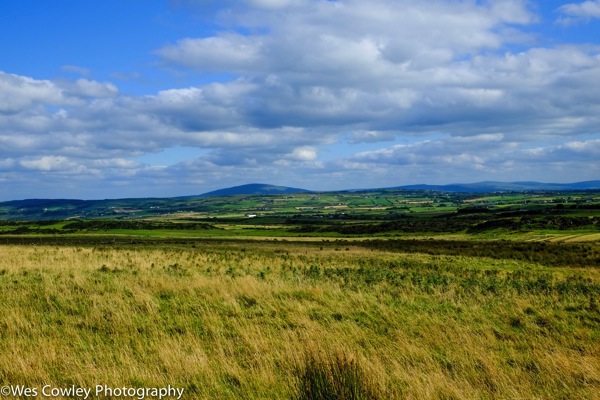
[69,79,119,98]
[154,0,599,140]
[157,34,265,73]
[339,134,600,186]
[0,72,67,114]
[160,0,536,79]
[523,139,600,162]
[557,0,600,24]
[19,156,83,173]
[289,146,317,161]
[350,134,507,167]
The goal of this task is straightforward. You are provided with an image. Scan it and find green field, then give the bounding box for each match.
[0,189,599,399]
[1,190,599,223]
[1,190,600,241]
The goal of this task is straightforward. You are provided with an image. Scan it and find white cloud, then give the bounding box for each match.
[289,146,317,161]
[159,0,535,79]
[557,0,600,24]
[153,1,600,143]
[341,135,600,185]
[0,72,66,114]
[523,139,600,161]
[157,34,265,72]
[70,79,119,98]
[349,135,501,167]
[19,156,81,172]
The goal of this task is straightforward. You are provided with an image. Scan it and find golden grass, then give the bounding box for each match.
[0,242,598,399]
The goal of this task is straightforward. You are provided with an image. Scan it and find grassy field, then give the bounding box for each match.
[0,239,598,399]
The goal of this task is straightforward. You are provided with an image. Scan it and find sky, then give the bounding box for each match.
[1,0,600,200]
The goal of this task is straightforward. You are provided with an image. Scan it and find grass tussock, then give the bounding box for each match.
[295,349,383,400]
[0,241,598,399]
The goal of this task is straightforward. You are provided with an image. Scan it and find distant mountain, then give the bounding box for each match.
[393,180,600,193]
[199,183,312,197]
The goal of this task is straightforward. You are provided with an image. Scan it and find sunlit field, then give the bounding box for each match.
[0,240,598,399]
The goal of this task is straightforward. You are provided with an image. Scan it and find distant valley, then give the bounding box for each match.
[1,180,599,221]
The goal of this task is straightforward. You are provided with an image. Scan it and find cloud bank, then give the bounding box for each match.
[1,0,599,199]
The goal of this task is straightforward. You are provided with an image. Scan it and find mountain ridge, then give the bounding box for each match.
[390,180,600,193]
[196,180,600,196]
[2,180,600,205]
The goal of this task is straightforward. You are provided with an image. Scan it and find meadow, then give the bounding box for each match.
[0,239,598,399]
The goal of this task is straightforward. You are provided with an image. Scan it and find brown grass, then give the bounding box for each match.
[0,242,598,399]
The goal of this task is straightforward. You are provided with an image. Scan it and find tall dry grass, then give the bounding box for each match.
[0,242,598,399]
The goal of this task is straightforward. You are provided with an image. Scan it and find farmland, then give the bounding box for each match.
[1,189,600,241]
[0,189,599,399]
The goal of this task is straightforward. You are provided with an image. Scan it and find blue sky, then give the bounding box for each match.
[1,0,600,200]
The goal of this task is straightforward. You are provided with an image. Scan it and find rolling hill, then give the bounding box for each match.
[198,183,313,197]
